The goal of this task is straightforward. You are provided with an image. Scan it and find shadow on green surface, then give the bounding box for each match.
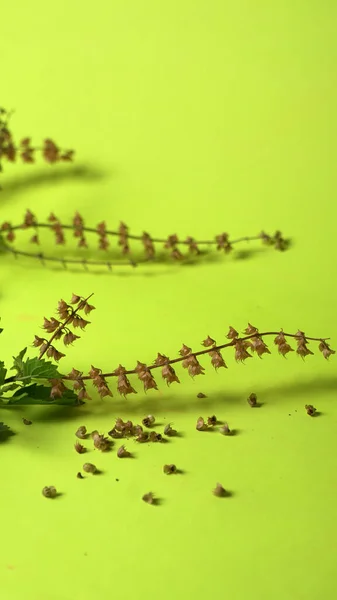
[11,374,337,424]
[0,164,106,203]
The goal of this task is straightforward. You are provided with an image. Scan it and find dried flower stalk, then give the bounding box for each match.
[0,209,289,270]
[0,108,74,190]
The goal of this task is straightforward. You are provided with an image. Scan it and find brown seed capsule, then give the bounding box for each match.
[197,392,207,398]
[149,431,163,442]
[108,428,123,439]
[83,463,97,474]
[75,425,87,439]
[77,472,84,479]
[305,404,317,416]
[196,416,208,431]
[115,418,125,432]
[92,433,111,451]
[117,445,131,458]
[164,422,177,436]
[135,431,149,443]
[42,486,57,498]
[22,418,32,425]
[207,415,217,426]
[74,441,86,454]
[163,464,177,474]
[132,424,143,436]
[219,422,231,435]
[213,483,228,497]
[247,393,257,407]
[142,492,155,504]
[142,415,155,428]
[91,429,100,439]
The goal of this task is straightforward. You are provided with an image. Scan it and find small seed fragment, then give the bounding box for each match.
[196,416,208,431]
[163,464,177,474]
[22,418,32,425]
[197,392,207,398]
[75,425,87,439]
[135,431,149,443]
[142,415,155,428]
[74,441,86,454]
[83,463,97,474]
[164,423,177,436]
[247,393,257,407]
[77,472,84,479]
[207,415,217,426]
[149,431,163,442]
[219,422,231,435]
[305,404,317,416]
[117,445,131,458]
[213,483,228,497]
[142,492,155,504]
[42,486,57,498]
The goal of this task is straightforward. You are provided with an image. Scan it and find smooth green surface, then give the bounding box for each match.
[1,2,337,599]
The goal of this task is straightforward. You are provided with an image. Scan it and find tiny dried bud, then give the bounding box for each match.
[117,445,131,458]
[83,463,97,474]
[77,472,84,479]
[142,415,155,428]
[74,441,86,454]
[75,425,87,440]
[163,464,177,474]
[197,392,207,398]
[33,335,45,347]
[63,331,80,346]
[219,422,231,435]
[42,486,57,498]
[207,415,217,426]
[142,492,156,504]
[213,483,228,497]
[164,423,177,436]
[196,416,208,431]
[244,323,259,335]
[22,418,32,425]
[70,293,81,304]
[305,404,317,416]
[248,393,257,407]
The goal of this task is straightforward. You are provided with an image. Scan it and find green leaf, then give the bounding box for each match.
[0,361,7,385]
[8,383,80,406]
[0,382,21,393]
[10,347,28,376]
[21,356,61,380]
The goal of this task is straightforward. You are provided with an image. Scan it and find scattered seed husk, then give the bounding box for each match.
[42,486,57,498]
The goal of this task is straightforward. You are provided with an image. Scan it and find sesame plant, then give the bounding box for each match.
[0,293,334,421]
[0,107,74,190]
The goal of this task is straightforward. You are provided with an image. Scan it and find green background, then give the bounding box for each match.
[1,1,337,599]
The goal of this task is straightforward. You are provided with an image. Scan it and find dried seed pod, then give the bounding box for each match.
[305,404,317,416]
[196,416,208,431]
[213,483,228,497]
[117,445,131,458]
[135,431,149,443]
[219,422,231,435]
[42,486,57,498]
[92,432,111,451]
[83,463,97,474]
[142,492,155,504]
[207,415,217,426]
[149,431,163,442]
[164,422,177,436]
[115,418,125,432]
[247,393,257,407]
[132,424,143,436]
[163,464,177,474]
[75,425,87,439]
[77,472,84,479]
[91,429,100,439]
[197,392,207,398]
[22,418,32,425]
[142,415,155,428]
[74,441,86,454]
[108,427,123,439]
